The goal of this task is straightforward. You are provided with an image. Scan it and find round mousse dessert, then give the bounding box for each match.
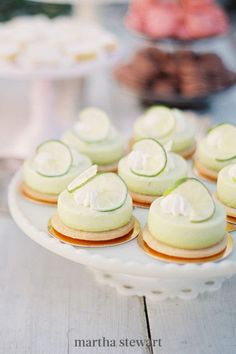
[196,123,236,181]
[217,164,236,218]
[62,107,125,172]
[22,140,91,204]
[50,165,138,244]
[118,138,188,208]
[132,106,196,159]
[142,178,227,260]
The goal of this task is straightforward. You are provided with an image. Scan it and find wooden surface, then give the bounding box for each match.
[1,215,236,354]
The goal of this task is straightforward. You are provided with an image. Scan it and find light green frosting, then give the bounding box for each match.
[62,128,125,165]
[57,191,133,232]
[23,155,91,195]
[148,199,226,250]
[197,138,236,172]
[217,165,236,208]
[133,116,195,153]
[118,153,188,196]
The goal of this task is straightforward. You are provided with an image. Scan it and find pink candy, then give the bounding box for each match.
[126,0,229,40]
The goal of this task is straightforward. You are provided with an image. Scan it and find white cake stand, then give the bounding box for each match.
[8,170,236,301]
[0,53,118,159]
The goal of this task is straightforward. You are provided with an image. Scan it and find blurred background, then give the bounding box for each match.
[0,0,236,212]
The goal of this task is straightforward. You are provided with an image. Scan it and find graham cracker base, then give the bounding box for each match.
[194,160,218,182]
[50,213,136,241]
[48,215,140,247]
[20,182,58,205]
[141,225,229,260]
[98,161,118,173]
[130,191,160,208]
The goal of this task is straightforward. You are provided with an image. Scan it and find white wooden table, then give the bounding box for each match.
[1,8,236,351]
[1,213,236,354]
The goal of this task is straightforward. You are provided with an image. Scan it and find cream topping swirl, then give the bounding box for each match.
[33,151,53,167]
[128,150,150,171]
[74,187,98,209]
[160,194,191,217]
[206,130,222,148]
[128,150,175,172]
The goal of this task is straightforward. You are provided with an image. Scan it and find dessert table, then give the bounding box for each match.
[1,7,236,353]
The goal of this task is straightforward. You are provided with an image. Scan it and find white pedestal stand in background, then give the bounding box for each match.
[0,54,118,159]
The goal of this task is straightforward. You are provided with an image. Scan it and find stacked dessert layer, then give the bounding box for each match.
[115,47,236,100]
[126,0,229,40]
[0,16,117,70]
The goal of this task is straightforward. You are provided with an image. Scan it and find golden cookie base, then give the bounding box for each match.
[213,192,236,230]
[48,216,140,247]
[20,182,57,205]
[97,161,118,173]
[194,160,218,182]
[138,226,233,264]
[130,191,160,209]
[181,143,196,160]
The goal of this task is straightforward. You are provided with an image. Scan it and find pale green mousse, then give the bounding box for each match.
[62,128,125,166]
[23,155,91,195]
[148,198,226,250]
[197,138,236,172]
[217,165,236,208]
[133,116,195,153]
[118,153,188,196]
[57,191,133,232]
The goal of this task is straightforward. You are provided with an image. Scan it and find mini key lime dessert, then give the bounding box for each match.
[62,107,125,172]
[132,106,196,159]
[217,164,236,219]
[118,139,188,208]
[49,165,140,245]
[196,123,236,181]
[22,140,91,204]
[142,178,228,261]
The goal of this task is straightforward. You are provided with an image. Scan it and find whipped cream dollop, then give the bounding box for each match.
[34,147,81,169]
[33,150,62,175]
[160,193,191,217]
[74,120,93,136]
[206,130,222,148]
[128,150,175,172]
[142,108,187,136]
[128,150,150,171]
[74,187,98,209]
[229,164,236,181]
[70,148,88,167]
[33,151,54,167]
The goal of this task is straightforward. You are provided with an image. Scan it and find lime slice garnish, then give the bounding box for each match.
[67,165,98,193]
[130,138,167,177]
[74,107,110,143]
[143,106,176,139]
[78,173,128,212]
[33,140,72,177]
[164,178,215,223]
[206,123,236,161]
